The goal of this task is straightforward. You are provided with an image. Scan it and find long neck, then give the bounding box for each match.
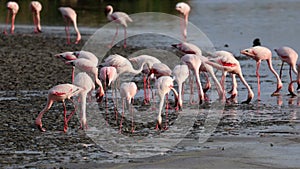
[267,59,282,88]
[130,62,146,75]
[80,92,87,127]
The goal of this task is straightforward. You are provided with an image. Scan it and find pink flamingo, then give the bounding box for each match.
[119,82,138,133]
[181,54,205,104]
[58,7,81,44]
[30,1,42,33]
[55,51,98,83]
[129,55,161,103]
[35,84,83,132]
[241,46,283,98]
[175,2,190,41]
[172,42,223,96]
[73,72,95,130]
[148,63,172,79]
[274,46,298,85]
[99,66,118,89]
[3,1,19,34]
[205,51,254,103]
[172,64,189,108]
[105,5,132,48]
[287,59,300,96]
[67,58,104,102]
[156,76,179,130]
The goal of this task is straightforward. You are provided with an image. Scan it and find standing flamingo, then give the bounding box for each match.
[172,64,189,108]
[67,58,104,101]
[73,72,95,130]
[35,84,83,132]
[30,1,42,33]
[175,2,190,41]
[241,46,283,98]
[156,76,179,130]
[172,42,223,97]
[129,55,161,103]
[105,5,132,48]
[181,54,205,104]
[58,7,81,44]
[274,46,298,85]
[3,1,19,34]
[119,82,138,133]
[205,51,254,103]
[55,50,98,83]
[99,66,118,89]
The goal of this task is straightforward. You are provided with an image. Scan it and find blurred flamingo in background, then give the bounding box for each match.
[205,51,254,103]
[58,7,81,44]
[274,46,298,86]
[172,64,189,108]
[3,1,19,34]
[30,1,42,33]
[241,46,282,98]
[119,82,138,133]
[175,2,190,41]
[35,84,83,132]
[156,76,178,130]
[73,72,95,130]
[105,5,132,48]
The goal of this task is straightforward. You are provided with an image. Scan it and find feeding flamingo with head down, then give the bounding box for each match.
[274,46,298,88]
[205,50,254,103]
[175,2,190,41]
[35,84,83,132]
[241,46,282,99]
[105,5,132,48]
[30,1,42,33]
[3,1,19,34]
[73,72,95,130]
[172,64,189,108]
[58,7,81,44]
[119,82,138,133]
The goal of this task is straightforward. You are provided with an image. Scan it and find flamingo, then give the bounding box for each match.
[129,55,161,103]
[119,82,138,133]
[105,5,132,48]
[35,84,83,132]
[205,51,254,103]
[73,72,95,130]
[241,46,283,98]
[58,7,81,44]
[181,54,205,104]
[172,64,189,108]
[67,58,104,102]
[3,1,19,34]
[55,51,98,83]
[156,76,179,130]
[287,59,300,96]
[172,42,223,97]
[30,1,42,33]
[99,66,118,89]
[274,46,298,86]
[175,2,190,41]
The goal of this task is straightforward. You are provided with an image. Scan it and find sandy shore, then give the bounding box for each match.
[0,27,299,169]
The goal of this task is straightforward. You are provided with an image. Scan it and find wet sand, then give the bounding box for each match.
[0,27,299,169]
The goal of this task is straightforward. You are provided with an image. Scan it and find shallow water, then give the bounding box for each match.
[0,0,300,168]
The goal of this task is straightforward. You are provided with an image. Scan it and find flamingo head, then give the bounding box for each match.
[175,2,190,16]
[55,52,77,62]
[105,5,113,16]
[96,86,105,103]
[35,119,46,132]
[156,115,162,130]
[240,48,256,58]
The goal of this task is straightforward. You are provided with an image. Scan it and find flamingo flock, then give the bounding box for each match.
[7,1,295,133]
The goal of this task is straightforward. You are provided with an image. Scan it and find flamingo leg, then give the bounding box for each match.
[119,99,125,133]
[3,10,10,34]
[123,26,127,48]
[164,94,169,130]
[256,61,261,100]
[279,62,284,79]
[62,101,68,133]
[289,66,293,83]
[143,75,149,104]
[109,25,119,48]
[131,99,135,133]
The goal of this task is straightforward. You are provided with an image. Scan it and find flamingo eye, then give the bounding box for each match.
[245,50,249,52]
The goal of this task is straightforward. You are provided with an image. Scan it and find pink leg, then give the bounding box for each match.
[109,26,119,48]
[143,76,149,104]
[62,101,68,133]
[10,14,16,34]
[164,94,169,130]
[131,100,135,133]
[256,62,261,100]
[119,100,125,133]
[279,62,284,79]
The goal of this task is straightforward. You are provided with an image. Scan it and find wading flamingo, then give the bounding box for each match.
[105,5,132,48]
[175,2,190,41]
[241,46,283,98]
[119,82,138,133]
[172,64,189,108]
[205,51,254,103]
[35,84,83,132]
[73,72,95,130]
[129,55,161,103]
[274,46,298,87]
[58,7,81,44]
[156,76,179,130]
[3,1,19,34]
[30,1,42,33]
